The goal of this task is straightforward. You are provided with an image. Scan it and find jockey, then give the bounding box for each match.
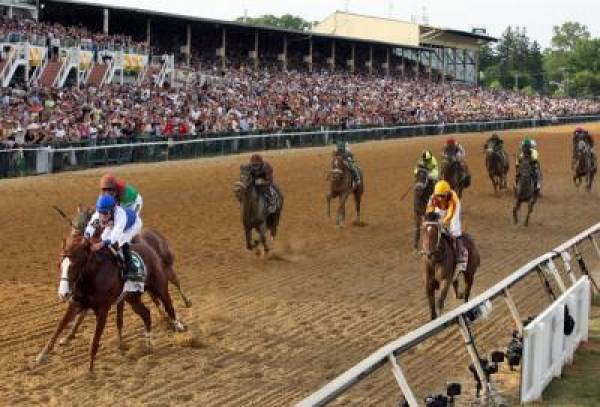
[249,153,278,212]
[84,194,143,280]
[99,173,144,215]
[516,137,542,191]
[442,138,466,163]
[414,150,439,182]
[426,180,467,273]
[484,133,504,152]
[572,126,596,169]
[334,141,361,186]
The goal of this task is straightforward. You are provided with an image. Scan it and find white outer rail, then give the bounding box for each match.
[296,222,600,407]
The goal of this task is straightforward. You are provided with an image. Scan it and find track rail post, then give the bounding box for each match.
[388,353,418,407]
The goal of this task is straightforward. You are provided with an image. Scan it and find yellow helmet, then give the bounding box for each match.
[434,180,451,196]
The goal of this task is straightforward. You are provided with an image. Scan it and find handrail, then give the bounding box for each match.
[0,46,16,85]
[101,60,112,86]
[29,47,48,87]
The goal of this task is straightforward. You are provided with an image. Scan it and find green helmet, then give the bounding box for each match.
[422,150,433,161]
[522,137,532,147]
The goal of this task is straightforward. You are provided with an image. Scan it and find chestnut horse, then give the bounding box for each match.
[326,153,363,226]
[413,167,434,249]
[421,212,480,320]
[37,208,185,370]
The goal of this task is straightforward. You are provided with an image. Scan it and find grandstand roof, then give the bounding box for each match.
[42,0,432,51]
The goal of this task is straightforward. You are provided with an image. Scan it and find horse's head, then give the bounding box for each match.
[71,206,94,237]
[421,212,442,259]
[414,167,429,191]
[57,235,91,301]
[576,140,590,156]
[234,164,254,198]
[518,157,532,178]
[330,154,345,181]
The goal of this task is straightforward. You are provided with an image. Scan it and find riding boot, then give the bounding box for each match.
[455,237,468,273]
[121,243,135,281]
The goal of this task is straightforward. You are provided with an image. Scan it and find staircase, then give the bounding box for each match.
[38,61,62,87]
[87,63,109,87]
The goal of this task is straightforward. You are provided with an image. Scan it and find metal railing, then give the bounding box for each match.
[297,222,600,406]
[1,115,600,179]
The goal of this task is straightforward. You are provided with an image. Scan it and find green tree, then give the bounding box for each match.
[236,14,313,31]
[551,21,590,52]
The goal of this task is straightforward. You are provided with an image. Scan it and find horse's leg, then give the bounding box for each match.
[116,300,125,348]
[126,294,153,349]
[525,198,535,227]
[452,277,461,300]
[326,193,332,217]
[89,306,109,371]
[244,226,254,250]
[354,191,361,223]
[463,272,474,302]
[513,200,520,224]
[37,301,81,364]
[167,267,192,308]
[414,214,421,250]
[337,193,348,227]
[154,284,185,332]
[59,309,87,346]
[425,270,437,320]
[258,223,269,254]
[436,276,453,317]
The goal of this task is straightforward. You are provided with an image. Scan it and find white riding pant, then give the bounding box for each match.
[101,217,143,247]
[434,205,462,238]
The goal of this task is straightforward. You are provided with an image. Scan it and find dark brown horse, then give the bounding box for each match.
[573,140,596,191]
[326,153,363,226]
[485,147,509,193]
[513,159,538,226]
[421,212,480,320]
[37,209,185,370]
[233,164,283,255]
[413,167,434,249]
[441,155,470,198]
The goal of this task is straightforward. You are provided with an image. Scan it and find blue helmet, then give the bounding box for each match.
[96,194,116,213]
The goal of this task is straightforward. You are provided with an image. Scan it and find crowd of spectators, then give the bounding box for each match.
[1,18,600,149]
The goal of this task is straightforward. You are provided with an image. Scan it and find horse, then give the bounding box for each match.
[233,164,283,255]
[485,147,509,193]
[441,155,469,198]
[326,153,364,227]
[413,167,434,249]
[421,212,480,320]
[37,208,185,370]
[573,140,596,191]
[513,158,538,226]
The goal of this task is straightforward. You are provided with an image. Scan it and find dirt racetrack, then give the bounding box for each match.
[1,122,600,406]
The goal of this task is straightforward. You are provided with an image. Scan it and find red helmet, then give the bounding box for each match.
[250,154,264,166]
[99,173,117,190]
[446,138,456,146]
[575,126,585,133]
[115,179,126,194]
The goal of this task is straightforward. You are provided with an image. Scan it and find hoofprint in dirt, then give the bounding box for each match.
[0,122,598,405]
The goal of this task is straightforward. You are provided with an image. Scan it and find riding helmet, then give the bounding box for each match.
[250,153,264,165]
[100,173,117,190]
[446,138,456,146]
[96,194,116,213]
[422,150,433,161]
[433,180,451,196]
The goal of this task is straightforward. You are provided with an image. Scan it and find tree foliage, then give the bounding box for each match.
[236,14,314,31]
[482,21,600,96]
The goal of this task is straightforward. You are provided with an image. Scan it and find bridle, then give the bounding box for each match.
[421,220,442,259]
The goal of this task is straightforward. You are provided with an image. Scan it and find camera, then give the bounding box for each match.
[506,330,523,370]
[399,382,462,407]
[464,300,493,322]
[469,351,504,398]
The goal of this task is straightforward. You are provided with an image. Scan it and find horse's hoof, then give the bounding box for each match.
[36,352,48,365]
[172,320,186,333]
[58,336,71,346]
[183,298,193,308]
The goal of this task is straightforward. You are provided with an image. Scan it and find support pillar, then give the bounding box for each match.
[442,48,446,83]
[221,27,227,70]
[428,50,433,81]
[330,40,336,71]
[401,48,405,77]
[282,36,288,71]
[146,18,151,46]
[463,49,467,82]
[8,6,13,19]
[103,8,109,35]
[385,48,390,76]
[253,31,259,71]
[186,23,191,66]
[474,49,480,85]
[350,44,355,74]
[369,45,373,76]
[453,48,458,81]
[308,38,313,73]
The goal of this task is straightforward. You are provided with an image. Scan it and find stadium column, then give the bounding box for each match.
[462,48,467,82]
[441,48,446,83]
[146,18,151,46]
[350,43,355,74]
[186,24,191,66]
[282,36,287,71]
[453,48,457,81]
[474,49,480,85]
[253,31,259,71]
[308,37,313,73]
[7,6,12,19]
[221,27,227,70]
[385,47,390,77]
[400,48,405,78]
[428,49,433,81]
[330,40,336,72]
[103,8,109,35]
[368,45,373,76]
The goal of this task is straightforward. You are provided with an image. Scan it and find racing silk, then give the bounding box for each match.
[443,144,465,161]
[485,138,504,151]
[84,206,140,247]
[426,190,462,237]
[414,156,439,180]
[120,184,143,214]
[516,148,539,166]
[252,162,274,186]
[574,131,594,148]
